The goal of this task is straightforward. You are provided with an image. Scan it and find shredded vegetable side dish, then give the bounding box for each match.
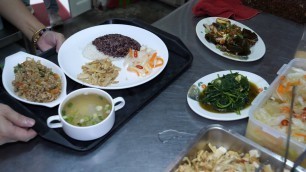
[124,46,164,77]
[175,143,275,172]
[12,57,62,102]
[254,67,306,144]
[78,59,120,87]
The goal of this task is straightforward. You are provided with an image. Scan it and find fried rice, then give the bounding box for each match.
[12,57,62,102]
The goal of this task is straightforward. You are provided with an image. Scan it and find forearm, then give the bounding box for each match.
[0,0,45,40]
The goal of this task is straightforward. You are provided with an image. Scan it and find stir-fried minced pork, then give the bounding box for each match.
[77,59,120,87]
[12,58,62,102]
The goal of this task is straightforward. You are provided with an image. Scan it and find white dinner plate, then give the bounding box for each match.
[58,24,169,90]
[2,51,67,108]
[195,17,266,62]
[187,70,269,121]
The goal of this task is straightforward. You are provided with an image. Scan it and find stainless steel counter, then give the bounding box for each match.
[0,0,304,171]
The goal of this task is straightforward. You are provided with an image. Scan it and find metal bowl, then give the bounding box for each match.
[168,124,304,172]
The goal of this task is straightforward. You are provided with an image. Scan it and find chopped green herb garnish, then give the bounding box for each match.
[67,102,73,108]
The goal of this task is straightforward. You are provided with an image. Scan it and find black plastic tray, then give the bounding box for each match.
[0,18,193,151]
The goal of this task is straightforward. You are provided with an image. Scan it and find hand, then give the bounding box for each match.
[37,30,65,52]
[0,103,37,145]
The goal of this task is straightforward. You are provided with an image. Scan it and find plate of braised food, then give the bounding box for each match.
[58,24,168,90]
[196,17,265,62]
[187,70,269,121]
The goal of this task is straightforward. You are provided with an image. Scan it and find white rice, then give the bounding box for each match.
[82,43,121,61]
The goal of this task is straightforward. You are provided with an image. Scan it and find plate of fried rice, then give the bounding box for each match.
[58,24,169,90]
[2,51,67,107]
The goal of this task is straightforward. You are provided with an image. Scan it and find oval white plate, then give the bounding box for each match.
[195,17,266,62]
[187,70,269,121]
[2,51,67,108]
[58,24,169,90]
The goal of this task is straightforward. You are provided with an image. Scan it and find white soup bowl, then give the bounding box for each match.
[47,88,125,141]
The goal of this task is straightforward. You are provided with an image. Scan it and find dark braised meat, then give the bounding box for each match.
[204,18,258,56]
[92,34,141,57]
[242,28,258,45]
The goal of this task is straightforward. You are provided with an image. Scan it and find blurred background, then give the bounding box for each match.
[0,0,189,59]
[29,0,188,26]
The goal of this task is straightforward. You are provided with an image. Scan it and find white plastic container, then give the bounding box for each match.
[246,58,306,168]
[294,24,306,58]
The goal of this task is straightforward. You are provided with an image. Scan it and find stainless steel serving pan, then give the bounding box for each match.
[167,124,304,172]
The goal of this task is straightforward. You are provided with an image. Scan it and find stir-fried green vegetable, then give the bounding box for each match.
[199,72,250,114]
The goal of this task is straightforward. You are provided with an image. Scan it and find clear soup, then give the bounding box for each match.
[61,94,112,127]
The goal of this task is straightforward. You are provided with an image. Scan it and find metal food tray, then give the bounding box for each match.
[0,18,193,151]
[168,124,304,172]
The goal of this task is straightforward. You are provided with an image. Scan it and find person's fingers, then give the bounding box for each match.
[0,104,35,128]
[37,31,65,52]
[0,105,37,145]
[2,124,37,143]
[0,138,16,145]
[9,126,37,142]
[55,33,65,52]
[37,31,53,51]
